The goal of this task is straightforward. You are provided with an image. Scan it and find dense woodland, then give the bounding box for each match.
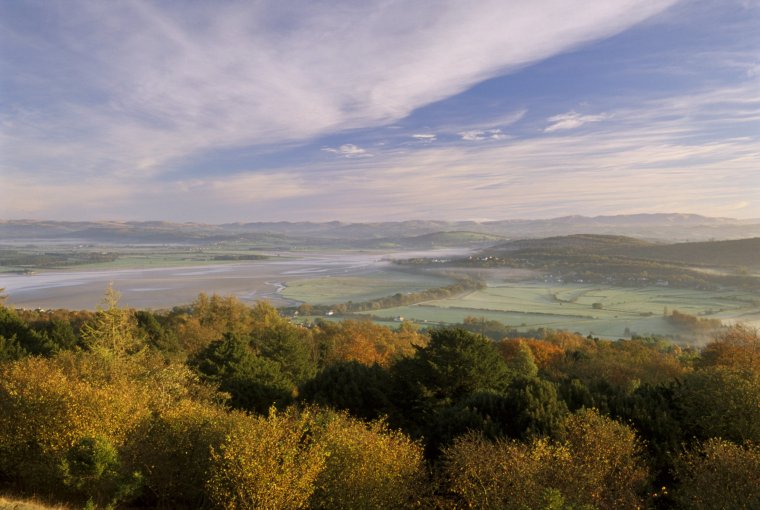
[1,289,759,509]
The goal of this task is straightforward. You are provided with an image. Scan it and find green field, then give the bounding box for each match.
[0,244,275,272]
[356,282,760,340]
[281,270,453,305]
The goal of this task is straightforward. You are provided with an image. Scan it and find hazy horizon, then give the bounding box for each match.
[1,1,758,222]
[3,212,760,226]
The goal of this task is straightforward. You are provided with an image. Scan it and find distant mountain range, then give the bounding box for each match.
[1,214,759,247]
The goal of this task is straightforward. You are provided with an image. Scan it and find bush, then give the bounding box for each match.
[206,408,326,510]
[556,409,649,509]
[124,399,241,508]
[676,367,760,442]
[443,433,564,510]
[309,411,427,510]
[0,356,150,496]
[442,409,648,510]
[59,435,142,509]
[673,439,760,510]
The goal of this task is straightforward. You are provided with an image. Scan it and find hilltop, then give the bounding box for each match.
[485,235,760,269]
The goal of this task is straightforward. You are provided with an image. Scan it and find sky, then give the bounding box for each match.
[1,0,758,223]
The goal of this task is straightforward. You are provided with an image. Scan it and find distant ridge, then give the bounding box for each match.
[1,214,759,244]
[485,234,760,269]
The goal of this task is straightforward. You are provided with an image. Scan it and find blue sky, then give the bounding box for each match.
[1,0,758,222]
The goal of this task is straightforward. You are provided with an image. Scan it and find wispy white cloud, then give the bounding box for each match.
[459,129,508,141]
[0,0,677,181]
[544,111,610,132]
[3,80,758,222]
[321,144,373,158]
[254,83,760,221]
[444,109,526,143]
[6,1,758,223]
[482,109,529,128]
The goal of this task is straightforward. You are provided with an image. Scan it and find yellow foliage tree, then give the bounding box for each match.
[443,409,648,510]
[0,356,151,495]
[206,407,326,510]
[700,324,760,375]
[124,398,243,508]
[80,284,144,359]
[673,438,760,510]
[309,410,427,510]
[176,293,254,353]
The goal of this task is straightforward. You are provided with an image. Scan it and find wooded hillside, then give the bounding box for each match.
[1,290,759,509]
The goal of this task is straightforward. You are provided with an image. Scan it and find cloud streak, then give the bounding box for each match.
[4,81,756,222]
[1,0,677,180]
[459,129,508,141]
[544,111,610,132]
[5,1,757,224]
[321,144,373,158]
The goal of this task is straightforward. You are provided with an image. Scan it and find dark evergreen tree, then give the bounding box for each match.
[188,333,293,413]
[251,324,316,386]
[299,361,393,420]
[0,306,52,356]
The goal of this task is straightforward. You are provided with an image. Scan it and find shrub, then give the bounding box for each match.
[309,411,427,510]
[442,409,648,510]
[676,366,760,442]
[556,409,649,509]
[443,433,562,510]
[206,408,325,510]
[673,439,760,510]
[124,399,241,508]
[59,435,142,509]
[0,356,150,496]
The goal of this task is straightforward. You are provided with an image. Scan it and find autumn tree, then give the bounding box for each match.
[309,410,427,510]
[80,285,144,358]
[124,399,242,508]
[175,293,254,353]
[0,356,151,499]
[442,409,648,510]
[673,439,760,510]
[314,319,421,367]
[500,340,539,379]
[206,408,326,510]
[699,324,760,375]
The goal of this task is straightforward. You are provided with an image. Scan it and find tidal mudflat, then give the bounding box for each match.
[0,249,471,310]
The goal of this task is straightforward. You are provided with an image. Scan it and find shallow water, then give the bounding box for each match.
[0,248,472,310]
